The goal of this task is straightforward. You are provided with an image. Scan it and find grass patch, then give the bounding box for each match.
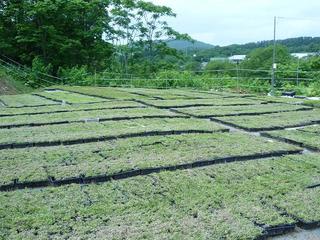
[176,104,311,117]
[0,101,144,116]
[57,86,153,100]
[303,100,320,108]
[0,132,299,185]
[36,91,106,104]
[1,154,320,239]
[215,110,320,131]
[0,107,181,127]
[0,118,227,147]
[0,94,58,107]
[263,125,320,151]
[142,98,262,108]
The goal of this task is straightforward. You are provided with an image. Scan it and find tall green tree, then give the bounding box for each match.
[110,0,190,74]
[241,45,292,71]
[0,0,188,77]
[0,0,114,72]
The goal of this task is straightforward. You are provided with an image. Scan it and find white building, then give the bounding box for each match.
[228,55,246,63]
[291,52,317,59]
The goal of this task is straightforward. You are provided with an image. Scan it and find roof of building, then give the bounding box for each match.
[291,52,317,59]
[228,55,246,61]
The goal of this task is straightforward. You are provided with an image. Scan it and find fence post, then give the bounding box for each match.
[236,62,240,90]
[296,58,300,86]
[165,71,168,89]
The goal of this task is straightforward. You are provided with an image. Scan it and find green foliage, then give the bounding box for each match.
[0,0,114,72]
[58,66,88,86]
[28,57,53,87]
[242,45,292,71]
[205,60,234,72]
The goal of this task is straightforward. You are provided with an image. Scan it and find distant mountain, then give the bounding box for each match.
[221,37,320,54]
[166,40,215,51]
[189,37,320,61]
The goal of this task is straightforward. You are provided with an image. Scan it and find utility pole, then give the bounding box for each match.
[271,16,277,96]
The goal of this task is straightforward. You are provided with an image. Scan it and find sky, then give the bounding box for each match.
[150,0,320,46]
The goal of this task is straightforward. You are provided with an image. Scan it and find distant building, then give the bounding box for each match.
[201,62,209,69]
[209,55,247,63]
[291,52,317,59]
[228,55,246,63]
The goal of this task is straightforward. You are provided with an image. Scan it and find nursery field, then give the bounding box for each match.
[0,86,319,240]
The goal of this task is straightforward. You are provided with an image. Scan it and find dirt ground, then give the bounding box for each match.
[0,78,17,95]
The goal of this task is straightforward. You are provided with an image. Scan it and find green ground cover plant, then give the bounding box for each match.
[108,88,194,100]
[0,118,227,146]
[0,107,180,127]
[246,96,305,104]
[36,91,106,104]
[142,98,262,108]
[56,86,153,100]
[0,94,58,107]
[0,87,319,239]
[215,109,320,131]
[196,90,256,98]
[175,104,311,117]
[0,101,145,116]
[121,88,256,100]
[118,87,241,100]
[273,188,320,224]
[0,132,299,185]
[263,125,320,150]
[294,125,320,134]
[303,100,320,108]
[1,154,319,239]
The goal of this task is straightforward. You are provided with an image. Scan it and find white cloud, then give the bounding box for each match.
[149,0,320,45]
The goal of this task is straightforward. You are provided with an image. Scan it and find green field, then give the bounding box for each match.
[0,86,319,240]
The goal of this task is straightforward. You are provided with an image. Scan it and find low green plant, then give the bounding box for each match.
[0,101,144,116]
[0,107,181,127]
[0,118,227,146]
[216,109,320,130]
[176,104,311,117]
[1,154,320,239]
[0,132,299,185]
[264,125,320,150]
[0,94,57,107]
[37,91,106,104]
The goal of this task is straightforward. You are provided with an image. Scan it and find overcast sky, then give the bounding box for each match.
[150,0,320,46]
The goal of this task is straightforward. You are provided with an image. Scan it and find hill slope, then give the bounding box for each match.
[166,40,215,50]
[0,69,33,95]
